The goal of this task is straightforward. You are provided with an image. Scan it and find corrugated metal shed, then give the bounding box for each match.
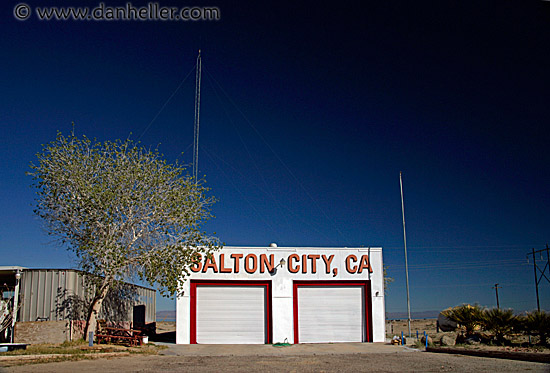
[18,269,155,323]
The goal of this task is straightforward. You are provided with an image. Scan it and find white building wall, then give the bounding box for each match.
[176,246,385,344]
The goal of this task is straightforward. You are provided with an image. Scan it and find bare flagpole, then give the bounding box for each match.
[400,171,412,338]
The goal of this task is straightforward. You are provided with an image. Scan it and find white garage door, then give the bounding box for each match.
[196,285,267,344]
[297,286,364,343]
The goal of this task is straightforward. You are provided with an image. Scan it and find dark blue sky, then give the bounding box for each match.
[1,0,549,313]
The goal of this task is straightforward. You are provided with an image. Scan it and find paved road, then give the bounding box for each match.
[2,343,549,372]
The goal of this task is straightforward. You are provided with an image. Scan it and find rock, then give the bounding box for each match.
[440,334,456,346]
[420,335,433,345]
[478,332,492,344]
[431,332,456,341]
[438,312,457,332]
[465,335,481,345]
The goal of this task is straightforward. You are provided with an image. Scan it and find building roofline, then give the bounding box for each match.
[221,246,383,251]
[0,266,28,272]
[5,267,155,292]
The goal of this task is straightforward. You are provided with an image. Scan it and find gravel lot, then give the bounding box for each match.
[2,343,549,372]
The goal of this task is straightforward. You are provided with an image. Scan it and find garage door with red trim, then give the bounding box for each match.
[293,281,372,343]
[190,280,272,344]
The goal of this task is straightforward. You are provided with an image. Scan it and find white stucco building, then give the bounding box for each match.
[176,245,385,344]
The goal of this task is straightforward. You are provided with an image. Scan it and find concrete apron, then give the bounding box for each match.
[157,343,420,356]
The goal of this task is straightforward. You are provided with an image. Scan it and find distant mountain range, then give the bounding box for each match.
[156,310,439,321]
[156,310,176,321]
[386,311,440,320]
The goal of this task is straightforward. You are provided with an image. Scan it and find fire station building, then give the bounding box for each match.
[176,245,385,344]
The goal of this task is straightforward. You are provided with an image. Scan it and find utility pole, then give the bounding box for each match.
[532,248,540,312]
[192,50,202,183]
[399,172,412,338]
[493,283,501,309]
[526,244,550,312]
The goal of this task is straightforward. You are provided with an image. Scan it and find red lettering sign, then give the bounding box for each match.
[219,254,232,273]
[308,254,320,273]
[202,255,218,273]
[358,255,373,273]
[230,253,243,273]
[245,254,258,273]
[260,254,275,273]
[322,254,334,274]
[288,254,300,273]
[345,254,358,274]
[190,253,202,273]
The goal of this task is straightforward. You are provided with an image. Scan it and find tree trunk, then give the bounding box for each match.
[83,279,111,341]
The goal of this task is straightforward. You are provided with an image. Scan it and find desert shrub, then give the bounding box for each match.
[481,308,516,345]
[520,310,550,346]
[441,304,484,336]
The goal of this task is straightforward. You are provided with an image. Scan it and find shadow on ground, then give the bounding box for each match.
[150,331,175,343]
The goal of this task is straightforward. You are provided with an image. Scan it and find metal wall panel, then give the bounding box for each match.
[30,271,39,321]
[20,272,31,322]
[18,269,156,323]
[55,270,64,320]
[47,271,55,320]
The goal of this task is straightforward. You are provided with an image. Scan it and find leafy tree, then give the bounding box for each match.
[383,265,393,295]
[55,275,139,324]
[28,132,220,339]
[481,308,516,345]
[441,304,484,336]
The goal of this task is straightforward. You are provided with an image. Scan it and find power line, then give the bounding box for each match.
[383,244,543,252]
[390,260,527,271]
[203,145,336,243]
[204,66,351,245]
[137,64,196,142]
[204,71,275,199]
[203,74,339,244]
[391,282,532,289]
[202,146,280,239]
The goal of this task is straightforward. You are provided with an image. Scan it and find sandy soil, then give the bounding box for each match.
[386,318,438,337]
[2,350,548,372]
[3,321,548,372]
[155,322,176,334]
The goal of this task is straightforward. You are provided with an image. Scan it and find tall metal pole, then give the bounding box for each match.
[399,172,412,338]
[193,50,202,182]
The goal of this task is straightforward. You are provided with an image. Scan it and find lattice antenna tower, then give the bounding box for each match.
[193,50,202,182]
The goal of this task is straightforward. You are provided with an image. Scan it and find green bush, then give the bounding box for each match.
[441,304,484,336]
[442,305,550,347]
[520,311,550,346]
[481,308,516,345]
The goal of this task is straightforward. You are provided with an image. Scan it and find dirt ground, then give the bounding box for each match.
[386,318,438,338]
[2,349,548,372]
[2,321,548,372]
[155,322,176,334]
